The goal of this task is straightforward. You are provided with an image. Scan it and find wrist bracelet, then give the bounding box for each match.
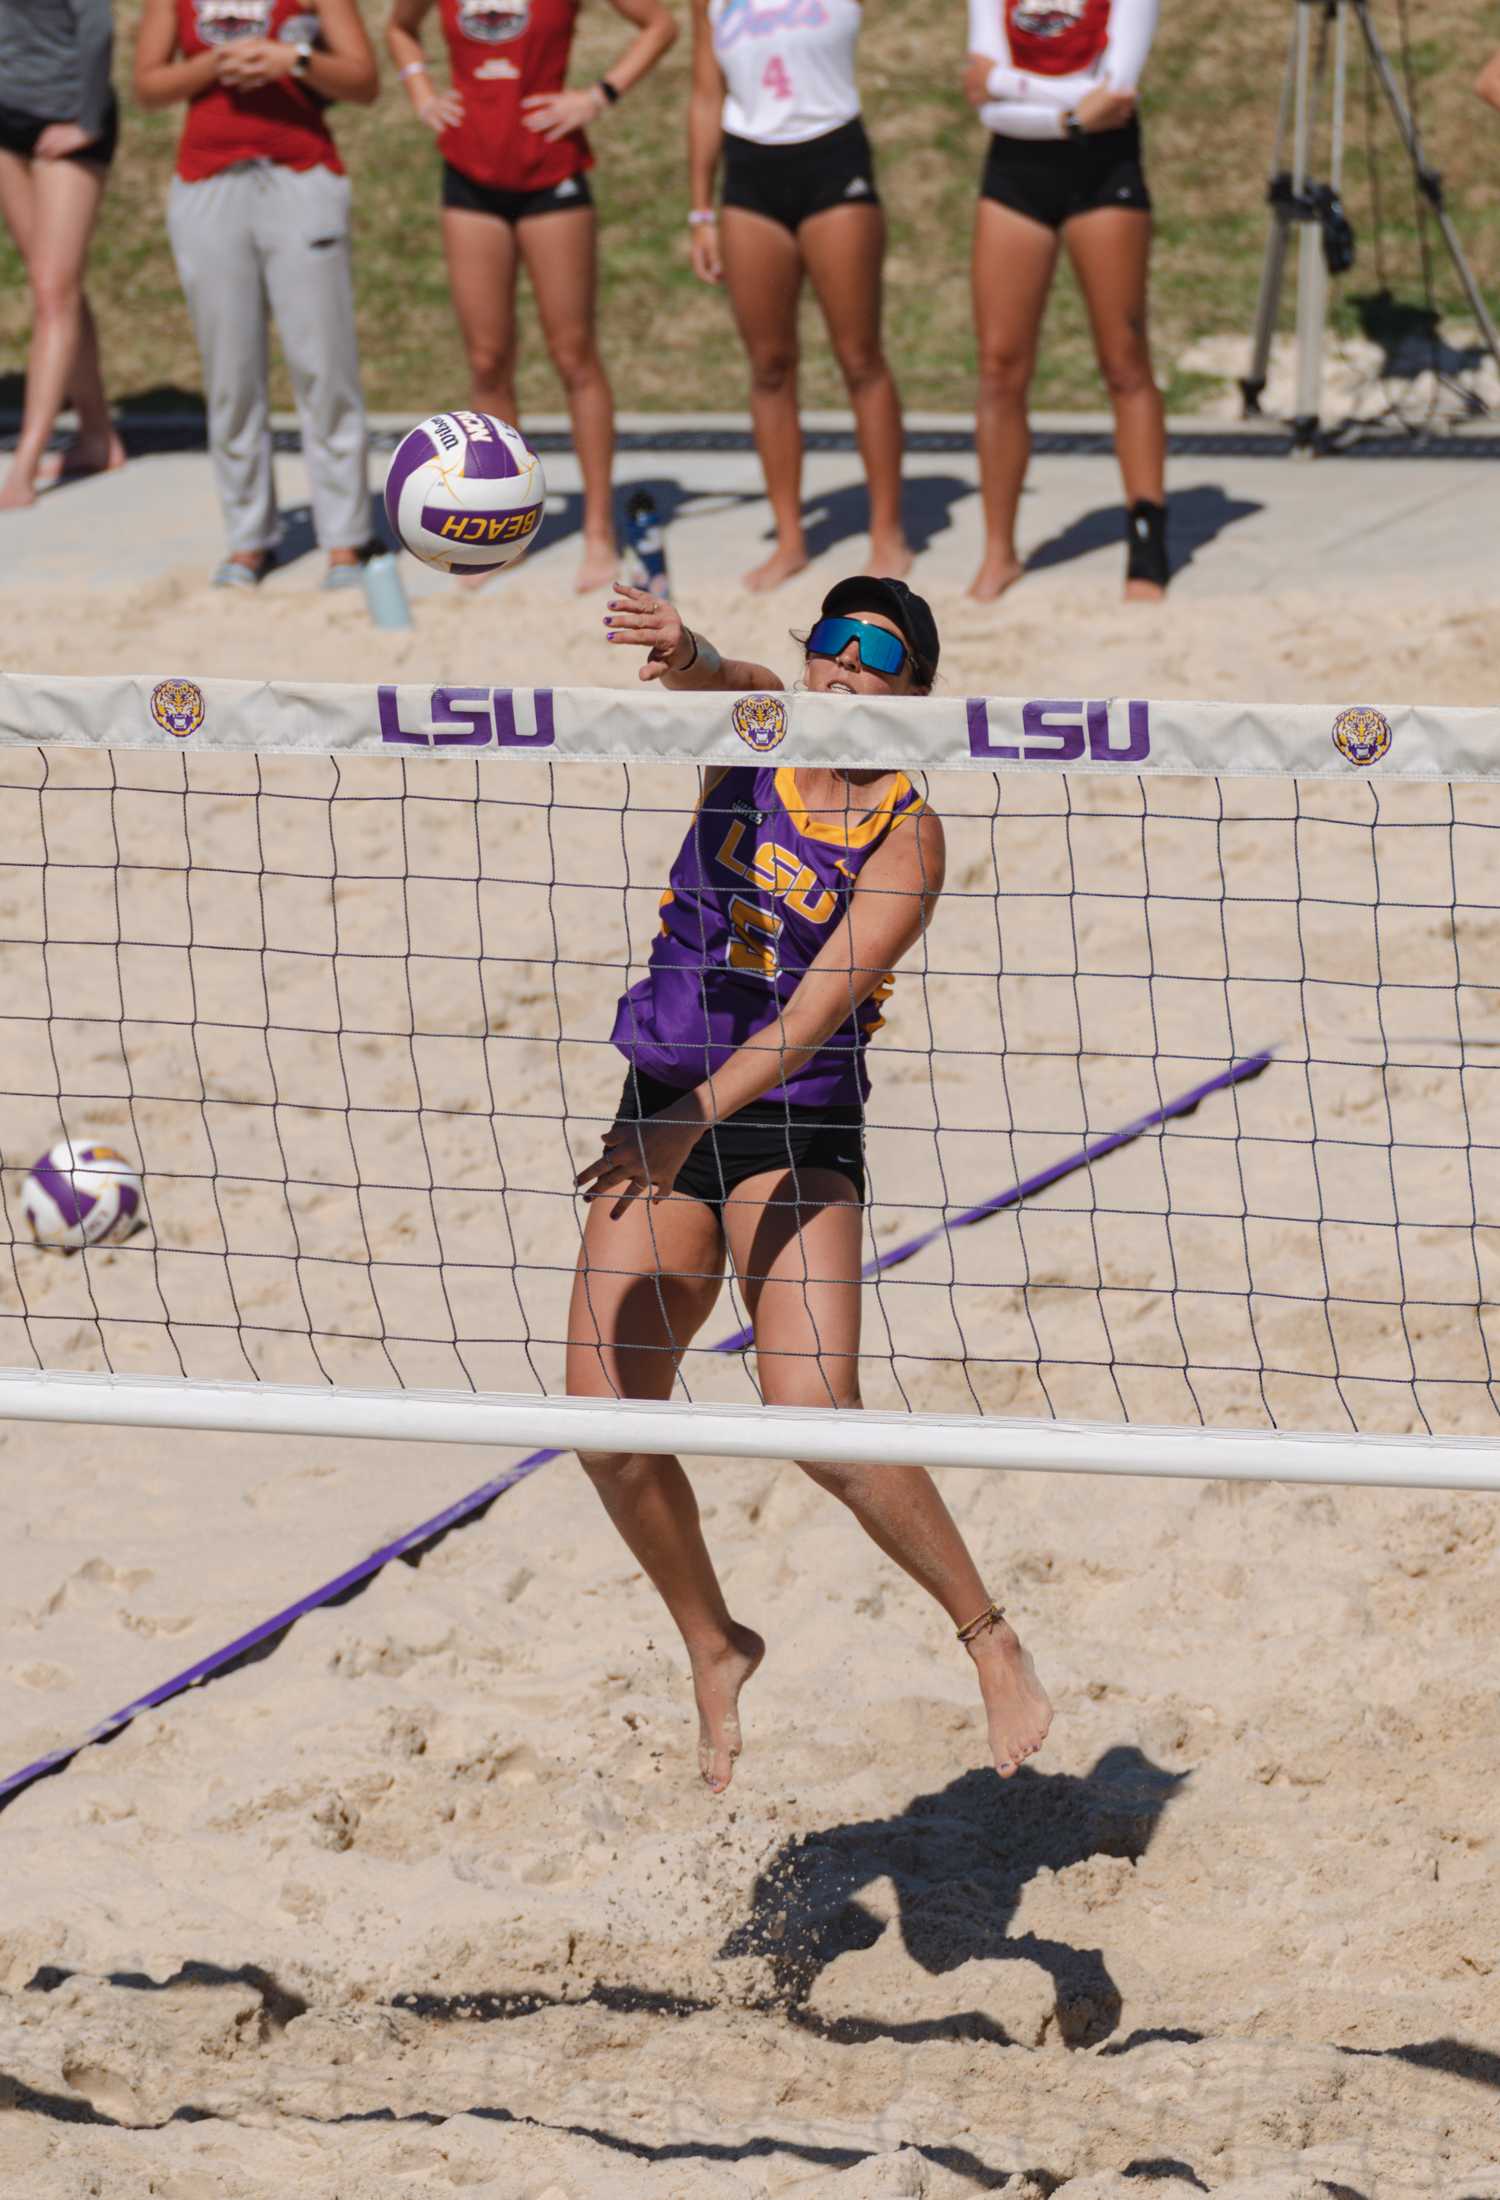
[399,60,429,79]
[597,77,621,105]
[687,208,717,226]
[675,630,700,672]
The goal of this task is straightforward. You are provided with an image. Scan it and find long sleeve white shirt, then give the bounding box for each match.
[967,0,1159,140]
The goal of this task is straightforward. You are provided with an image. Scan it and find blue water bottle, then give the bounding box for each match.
[625,490,669,599]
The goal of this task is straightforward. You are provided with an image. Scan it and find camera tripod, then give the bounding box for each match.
[1241,0,1500,449]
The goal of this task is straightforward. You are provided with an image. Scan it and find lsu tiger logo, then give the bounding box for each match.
[1331,705,1392,768]
[732,694,788,753]
[150,680,206,739]
[457,0,530,41]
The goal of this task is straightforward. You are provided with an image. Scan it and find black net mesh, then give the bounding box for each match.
[1,745,1496,1439]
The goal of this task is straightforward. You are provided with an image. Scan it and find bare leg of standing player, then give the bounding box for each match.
[1065,203,1165,602]
[800,201,910,579]
[720,204,810,593]
[0,146,124,509]
[969,197,1058,602]
[518,205,617,593]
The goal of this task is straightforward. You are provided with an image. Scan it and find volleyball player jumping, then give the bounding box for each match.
[568,575,1054,1794]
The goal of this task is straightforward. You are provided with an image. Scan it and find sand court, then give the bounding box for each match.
[0,439,1498,2193]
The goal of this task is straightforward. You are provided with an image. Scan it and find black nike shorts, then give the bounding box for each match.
[721,116,879,233]
[980,116,1151,230]
[613,1067,866,1211]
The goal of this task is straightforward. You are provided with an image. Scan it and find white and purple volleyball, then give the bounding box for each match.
[22,1140,144,1252]
[383,410,546,574]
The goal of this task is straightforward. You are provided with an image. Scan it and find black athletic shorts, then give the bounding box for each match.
[980,116,1150,230]
[441,160,593,223]
[614,1067,866,1212]
[721,116,879,233]
[0,92,118,167]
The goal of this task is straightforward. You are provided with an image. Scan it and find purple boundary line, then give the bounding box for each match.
[0,1049,1272,1809]
[716,1049,1275,1351]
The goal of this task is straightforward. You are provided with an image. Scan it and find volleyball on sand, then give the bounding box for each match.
[383,410,547,575]
[21,1139,144,1252]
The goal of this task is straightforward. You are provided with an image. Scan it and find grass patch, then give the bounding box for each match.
[2,0,1497,416]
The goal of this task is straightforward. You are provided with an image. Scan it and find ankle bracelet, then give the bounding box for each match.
[956,1601,1004,1644]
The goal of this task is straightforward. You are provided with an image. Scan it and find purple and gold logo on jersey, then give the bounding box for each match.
[1331,705,1392,768]
[732,694,788,753]
[457,0,530,42]
[149,680,206,739]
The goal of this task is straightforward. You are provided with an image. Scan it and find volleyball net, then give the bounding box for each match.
[1,672,1499,1491]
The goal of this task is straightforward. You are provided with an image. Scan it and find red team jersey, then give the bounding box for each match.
[437,0,591,194]
[1004,0,1112,75]
[175,0,343,181]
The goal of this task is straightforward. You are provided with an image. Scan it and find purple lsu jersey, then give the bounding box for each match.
[611,763,926,1108]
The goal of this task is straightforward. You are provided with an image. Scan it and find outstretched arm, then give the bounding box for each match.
[604,581,783,694]
[577,807,947,1208]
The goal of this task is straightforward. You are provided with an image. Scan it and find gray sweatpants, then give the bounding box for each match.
[167,161,369,556]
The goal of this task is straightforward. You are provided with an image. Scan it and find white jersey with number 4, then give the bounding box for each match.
[710,0,862,147]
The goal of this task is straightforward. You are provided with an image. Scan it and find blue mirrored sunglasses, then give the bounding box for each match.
[805,615,911,679]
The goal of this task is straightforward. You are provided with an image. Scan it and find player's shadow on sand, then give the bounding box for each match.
[271,474,969,581]
[796,474,976,564]
[719,1743,1187,2049]
[1025,483,1261,582]
[371,476,765,575]
[1350,290,1493,399]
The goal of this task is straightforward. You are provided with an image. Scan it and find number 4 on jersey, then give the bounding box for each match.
[761,54,794,101]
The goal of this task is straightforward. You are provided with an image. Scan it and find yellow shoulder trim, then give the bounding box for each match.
[775,768,922,849]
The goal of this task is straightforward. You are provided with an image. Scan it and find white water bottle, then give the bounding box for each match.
[362,549,412,630]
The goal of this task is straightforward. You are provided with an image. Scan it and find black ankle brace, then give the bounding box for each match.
[1126,499,1169,589]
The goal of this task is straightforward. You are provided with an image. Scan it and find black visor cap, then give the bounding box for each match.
[819,576,940,684]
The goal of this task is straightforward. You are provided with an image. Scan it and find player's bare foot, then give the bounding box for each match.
[967,551,1026,602]
[965,1613,1053,1777]
[0,463,38,510]
[866,532,912,579]
[38,430,126,487]
[743,541,809,593]
[1124,576,1166,604]
[575,536,617,594]
[691,1622,765,1794]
